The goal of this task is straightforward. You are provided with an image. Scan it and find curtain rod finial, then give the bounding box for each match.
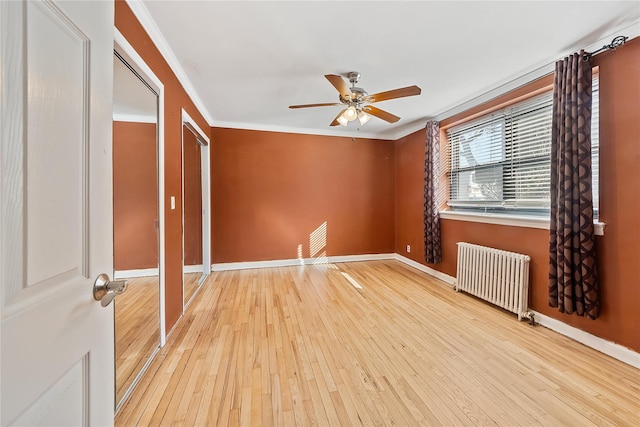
[608,35,629,50]
[584,35,629,60]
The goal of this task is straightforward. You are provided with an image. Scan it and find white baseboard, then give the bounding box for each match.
[211,253,395,272]
[114,267,159,279]
[531,311,639,369]
[183,264,204,274]
[393,254,456,286]
[209,252,638,369]
[392,255,638,369]
[116,265,204,278]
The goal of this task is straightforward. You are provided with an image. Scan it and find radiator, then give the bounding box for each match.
[455,242,531,321]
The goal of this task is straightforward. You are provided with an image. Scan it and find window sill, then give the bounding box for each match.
[439,210,605,236]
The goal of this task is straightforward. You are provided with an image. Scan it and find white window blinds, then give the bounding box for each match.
[447,77,599,217]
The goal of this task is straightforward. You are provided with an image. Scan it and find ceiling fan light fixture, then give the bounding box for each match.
[358,111,370,125]
[344,106,357,121]
[337,114,349,126]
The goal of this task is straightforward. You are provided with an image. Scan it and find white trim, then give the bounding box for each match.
[123,4,638,141]
[531,311,640,369]
[181,109,211,310]
[164,314,181,342]
[181,110,210,145]
[206,252,640,368]
[183,264,204,274]
[112,113,156,123]
[439,210,605,236]
[393,254,456,286]
[435,21,640,123]
[385,121,431,141]
[211,120,391,141]
[182,277,205,312]
[114,268,158,279]
[211,253,395,272]
[114,346,159,413]
[326,253,394,264]
[394,254,638,368]
[440,210,549,229]
[211,117,431,141]
[114,27,166,347]
[124,0,213,126]
[118,5,638,141]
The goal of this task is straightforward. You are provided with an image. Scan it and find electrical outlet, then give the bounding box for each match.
[406,245,411,253]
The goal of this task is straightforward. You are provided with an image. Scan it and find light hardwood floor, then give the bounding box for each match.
[115,276,160,404]
[115,260,639,426]
[183,272,202,307]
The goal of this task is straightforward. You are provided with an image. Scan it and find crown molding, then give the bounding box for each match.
[435,21,640,123]
[210,120,393,141]
[122,2,638,141]
[124,0,214,126]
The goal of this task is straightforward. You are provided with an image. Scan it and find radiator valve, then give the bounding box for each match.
[519,311,536,326]
[525,312,536,326]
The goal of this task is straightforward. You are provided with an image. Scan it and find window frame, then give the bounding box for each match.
[439,73,604,234]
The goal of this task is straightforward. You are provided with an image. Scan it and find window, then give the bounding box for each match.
[447,77,599,218]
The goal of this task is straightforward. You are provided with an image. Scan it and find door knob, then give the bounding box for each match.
[93,273,127,307]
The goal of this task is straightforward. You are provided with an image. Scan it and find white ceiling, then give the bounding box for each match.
[136,1,640,140]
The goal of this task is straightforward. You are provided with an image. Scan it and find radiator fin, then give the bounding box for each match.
[456,242,531,321]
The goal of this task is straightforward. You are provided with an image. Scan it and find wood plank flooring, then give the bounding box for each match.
[115,276,160,404]
[115,260,640,426]
[183,272,202,307]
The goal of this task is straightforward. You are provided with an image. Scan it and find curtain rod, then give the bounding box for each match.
[583,35,629,60]
[435,33,631,122]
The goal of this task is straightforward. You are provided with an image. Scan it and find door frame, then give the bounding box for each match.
[181,109,211,310]
[113,28,167,346]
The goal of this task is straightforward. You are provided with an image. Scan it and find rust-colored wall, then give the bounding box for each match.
[395,130,428,264]
[183,128,203,266]
[113,121,158,270]
[211,128,395,262]
[394,37,640,353]
[116,0,638,353]
[115,0,211,334]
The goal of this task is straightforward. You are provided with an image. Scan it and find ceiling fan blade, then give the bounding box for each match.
[289,102,342,109]
[330,108,347,126]
[366,85,421,103]
[325,74,353,99]
[362,105,400,123]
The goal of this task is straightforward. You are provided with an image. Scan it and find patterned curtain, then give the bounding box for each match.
[424,121,442,264]
[549,50,599,319]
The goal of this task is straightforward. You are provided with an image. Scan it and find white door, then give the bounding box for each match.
[1,1,115,425]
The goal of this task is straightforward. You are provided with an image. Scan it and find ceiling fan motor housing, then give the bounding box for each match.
[342,71,367,107]
[340,86,368,106]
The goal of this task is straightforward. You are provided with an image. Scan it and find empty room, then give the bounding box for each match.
[1,1,639,426]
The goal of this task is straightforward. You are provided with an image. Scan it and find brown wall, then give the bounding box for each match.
[211,128,395,263]
[183,127,203,266]
[115,0,211,334]
[116,2,638,353]
[394,36,640,353]
[113,121,158,270]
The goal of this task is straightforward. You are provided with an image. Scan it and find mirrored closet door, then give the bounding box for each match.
[182,114,211,308]
[112,50,161,409]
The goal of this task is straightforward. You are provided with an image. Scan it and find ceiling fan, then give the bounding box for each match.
[289,71,421,127]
